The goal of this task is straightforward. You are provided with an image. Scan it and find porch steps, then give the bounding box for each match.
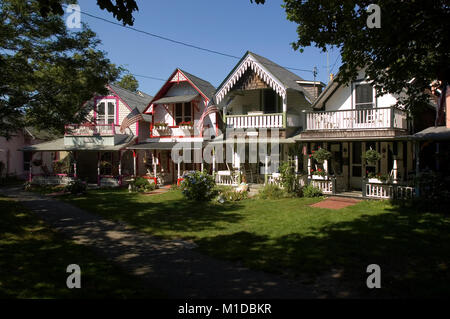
[328,191,363,200]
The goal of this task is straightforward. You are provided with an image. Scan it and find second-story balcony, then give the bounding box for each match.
[305,107,408,131]
[225,112,284,129]
[64,124,121,136]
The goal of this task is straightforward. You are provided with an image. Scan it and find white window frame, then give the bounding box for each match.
[352,81,376,110]
[96,99,116,125]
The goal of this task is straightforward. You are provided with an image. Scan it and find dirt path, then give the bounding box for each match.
[1,186,355,299]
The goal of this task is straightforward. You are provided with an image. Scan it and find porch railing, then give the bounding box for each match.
[363,181,416,199]
[226,113,284,129]
[65,124,120,136]
[215,170,239,186]
[308,177,336,194]
[305,106,407,130]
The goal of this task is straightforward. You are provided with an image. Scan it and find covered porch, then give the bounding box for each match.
[21,135,141,187]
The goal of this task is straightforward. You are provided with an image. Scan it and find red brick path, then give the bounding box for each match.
[310,197,361,210]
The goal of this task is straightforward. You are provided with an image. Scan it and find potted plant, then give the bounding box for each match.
[363,148,381,165]
[153,122,169,132]
[179,121,194,130]
[367,172,390,183]
[311,168,327,180]
[32,159,43,166]
[311,148,332,164]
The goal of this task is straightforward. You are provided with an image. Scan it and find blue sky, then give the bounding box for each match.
[74,0,341,96]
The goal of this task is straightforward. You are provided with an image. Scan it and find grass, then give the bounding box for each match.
[60,188,450,297]
[0,195,165,299]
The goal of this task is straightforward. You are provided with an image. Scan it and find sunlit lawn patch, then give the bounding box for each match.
[62,189,450,297]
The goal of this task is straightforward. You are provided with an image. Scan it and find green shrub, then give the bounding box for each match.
[258,184,286,200]
[130,177,156,192]
[279,161,301,195]
[180,171,216,201]
[302,185,323,197]
[216,186,248,202]
[64,179,87,195]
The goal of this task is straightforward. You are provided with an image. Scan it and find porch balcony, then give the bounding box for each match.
[305,106,408,131]
[64,124,121,136]
[225,112,285,129]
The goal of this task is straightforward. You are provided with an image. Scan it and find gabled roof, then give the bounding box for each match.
[144,69,216,113]
[215,51,314,103]
[311,73,341,109]
[108,83,153,121]
[108,83,153,113]
[179,69,216,101]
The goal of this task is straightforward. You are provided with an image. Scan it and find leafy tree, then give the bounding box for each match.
[37,0,139,26]
[116,74,139,92]
[257,0,450,114]
[0,0,122,137]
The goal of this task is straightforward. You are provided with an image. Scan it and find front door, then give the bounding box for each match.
[350,142,363,190]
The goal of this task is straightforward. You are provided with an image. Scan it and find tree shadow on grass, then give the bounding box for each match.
[64,189,246,236]
[196,204,450,298]
[0,196,164,299]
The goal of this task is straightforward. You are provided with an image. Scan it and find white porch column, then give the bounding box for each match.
[177,160,181,179]
[118,150,122,185]
[323,159,328,174]
[264,155,269,184]
[294,155,299,174]
[97,152,101,186]
[212,151,216,176]
[153,152,158,177]
[307,156,312,178]
[133,151,137,177]
[393,157,398,184]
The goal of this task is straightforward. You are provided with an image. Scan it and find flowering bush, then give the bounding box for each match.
[179,121,193,127]
[180,170,216,201]
[216,186,248,202]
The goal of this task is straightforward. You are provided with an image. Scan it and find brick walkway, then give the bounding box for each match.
[310,197,361,210]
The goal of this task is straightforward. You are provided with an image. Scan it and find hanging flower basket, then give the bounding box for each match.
[32,159,43,166]
[363,149,381,165]
[311,148,331,163]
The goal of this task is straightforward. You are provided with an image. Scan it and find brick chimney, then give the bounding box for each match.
[296,81,325,100]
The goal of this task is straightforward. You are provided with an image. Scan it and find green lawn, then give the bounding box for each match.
[0,196,165,299]
[61,188,450,297]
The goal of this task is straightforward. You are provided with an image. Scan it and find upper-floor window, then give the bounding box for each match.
[96,99,116,125]
[175,102,192,125]
[262,89,281,113]
[355,83,374,109]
